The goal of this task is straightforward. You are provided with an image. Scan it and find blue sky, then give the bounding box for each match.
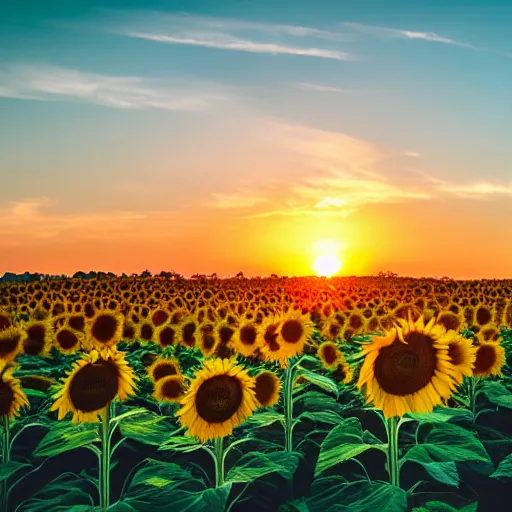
[0,0,511,277]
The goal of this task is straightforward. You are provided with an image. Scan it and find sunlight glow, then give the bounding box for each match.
[312,254,342,277]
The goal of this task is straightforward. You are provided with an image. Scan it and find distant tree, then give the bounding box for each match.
[140,270,152,278]
[376,270,398,278]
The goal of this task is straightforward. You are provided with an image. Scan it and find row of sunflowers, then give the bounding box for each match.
[0,276,511,511]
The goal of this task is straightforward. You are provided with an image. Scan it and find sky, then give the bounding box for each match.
[1,0,511,279]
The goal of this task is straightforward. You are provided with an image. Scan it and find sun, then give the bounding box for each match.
[312,254,342,277]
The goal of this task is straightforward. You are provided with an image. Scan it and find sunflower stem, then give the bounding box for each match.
[99,405,112,509]
[386,416,400,487]
[1,417,11,512]
[283,361,295,452]
[214,437,225,487]
[468,376,478,424]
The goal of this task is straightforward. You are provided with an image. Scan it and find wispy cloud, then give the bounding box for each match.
[404,151,421,157]
[343,22,476,49]
[0,65,228,110]
[292,82,372,94]
[439,181,512,199]
[108,11,355,61]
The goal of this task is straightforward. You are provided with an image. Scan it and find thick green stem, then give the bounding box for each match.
[1,417,11,512]
[100,405,112,509]
[284,362,295,452]
[386,416,400,487]
[214,437,225,487]
[468,376,478,424]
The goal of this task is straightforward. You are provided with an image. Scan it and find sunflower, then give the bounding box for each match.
[66,313,86,333]
[0,311,12,331]
[357,315,460,418]
[151,308,170,327]
[20,374,55,393]
[258,318,283,364]
[436,311,463,333]
[21,320,51,357]
[442,332,476,384]
[138,321,156,344]
[0,327,24,363]
[473,341,506,378]
[86,310,124,351]
[153,375,185,403]
[122,320,137,342]
[50,347,137,423]
[147,356,182,383]
[177,317,199,349]
[230,322,262,358]
[317,341,342,370]
[198,323,220,357]
[53,326,84,354]
[177,358,258,442]
[331,355,354,385]
[275,309,314,360]
[254,371,281,407]
[0,361,29,420]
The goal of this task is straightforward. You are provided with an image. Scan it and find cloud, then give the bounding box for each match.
[292,82,372,94]
[108,11,355,61]
[0,64,228,110]
[439,181,512,199]
[126,31,353,61]
[343,22,476,49]
[404,151,421,157]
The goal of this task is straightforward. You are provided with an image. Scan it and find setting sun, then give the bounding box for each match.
[312,254,342,277]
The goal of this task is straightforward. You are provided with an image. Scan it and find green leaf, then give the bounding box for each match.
[491,452,512,479]
[477,381,512,409]
[295,369,339,397]
[307,479,407,512]
[121,459,231,511]
[111,407,148,424]
[226,451,300,483]
[244,409,285,428]
[407,407,472,424]
[119,412,179,446]
[419,461,459,487]
[294,410,342,426]
[158,435,203,453]
[34,422,98,457]
[401,423,493,483]
[412,502,478,512]
[279,498,309,512]
[315,417,386,476]
[16,473,94,511]
[0,461,30,482]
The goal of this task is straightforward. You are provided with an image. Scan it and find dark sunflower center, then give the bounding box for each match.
[69,361,119,412]
[474,345,497,373]
[159,327,175,347]
[438,313,460,332]
[152,310,169,327]
[0,333,21,355]
[123,324,136,340]
[329,323,341,338]
[332,363,347,382]
[0,316,11,331]
[161,378,182,399]
[153,363,178,382]
[219,326,235,345]
[255,373,277,406]
[349,315,363,330]
[0,381,14,415]
[264,325,280,352]
[24,325,46,355]
[69,316,86,332]
[183,323,196,347]
[321,344,338,365]
[373,332,437,396]
[240,325,257,345]
[281,320,303,344]
[57,329,79,350]
[448,343,464,366]
[201,332,216,350]
[91,315,118,343]
[140,323,154,341]
[476,307,492,326]
[195,375,243,423]
[20,375,53,392]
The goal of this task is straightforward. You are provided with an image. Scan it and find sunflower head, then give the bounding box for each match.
[50,348,137,423]
[0,327,24,363]
[317,341,342,370]
[0,361,30,420]
[357,314,459,418]
[230,322,262,358]
[473,341,506,378]
[254,370,281,407]
[22,321,51,357]
[178,317,198,349]
[177,358,258,442]
[198,324,220,357]
[87,311,124,350]
[331,356,353,385]
[153,375,185,403]
[147,356,182,383]
[54,326,84,354]
[0,312,12,332]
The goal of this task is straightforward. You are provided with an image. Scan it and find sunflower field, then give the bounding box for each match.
[0,275,511,512]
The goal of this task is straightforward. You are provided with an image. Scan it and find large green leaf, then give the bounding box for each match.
[121,459,231,511]
[315,417,386,476]
[401,423,493,483]
[34,422,99,457]
[477,381,512,409]
[226,450,300,483]
[295,369,339,397]
[0,460,30,482]
[119,412,179,446]
[244,409,284,428]
[407,407,472,424]
[491,452,512,479]
[307,479,407,512]
[294,410,342,426]
[412,502,478,512]
[16,473,94,511]
[158,435,203,453]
